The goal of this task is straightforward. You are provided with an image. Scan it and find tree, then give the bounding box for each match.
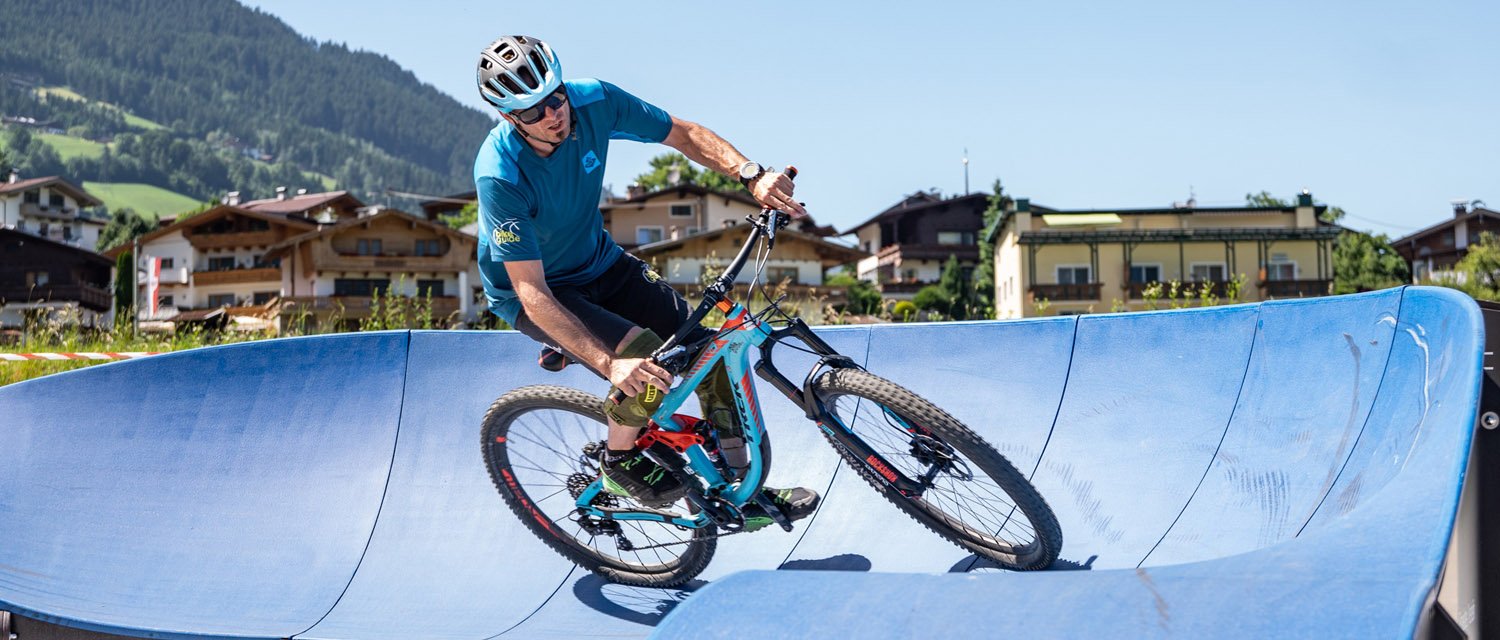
[972,179,1013,318]
[439,201,478,230]
[97,207,152,252]
[937,254,974,320]
[1332,231,1409,294]
[632,152,745,193]
[1245,191,1290,208]
[912,285,953,316]
[1448,232,1500,300]
[114,250,135,319]
[826,272,881,315]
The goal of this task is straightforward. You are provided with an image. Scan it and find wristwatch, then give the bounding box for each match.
[737,161,765,188]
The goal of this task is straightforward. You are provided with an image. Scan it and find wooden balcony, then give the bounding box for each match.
[875,243,979,265]
[1260,279,1332,298]
[1029,282,1103,302]
[188,230,282,250]
[193,266,281,286]
[314,253,464,272]
[0,283,112,311]
[20,202,79,220]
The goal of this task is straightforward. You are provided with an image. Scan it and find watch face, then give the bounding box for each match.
[739,162,762,180]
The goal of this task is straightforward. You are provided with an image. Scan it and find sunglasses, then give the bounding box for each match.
[511,86,568,125]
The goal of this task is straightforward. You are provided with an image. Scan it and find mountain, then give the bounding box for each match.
[0,0,494,210]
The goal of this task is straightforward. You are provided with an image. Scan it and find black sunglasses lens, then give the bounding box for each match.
[513,88,566,124]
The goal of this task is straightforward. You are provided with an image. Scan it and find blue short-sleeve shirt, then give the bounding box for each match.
[474,78,673,324]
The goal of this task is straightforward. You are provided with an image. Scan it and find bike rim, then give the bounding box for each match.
[827,393,1041,555]
[495,404,701,571]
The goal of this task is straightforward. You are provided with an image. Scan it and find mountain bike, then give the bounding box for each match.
[481,200,1062,588]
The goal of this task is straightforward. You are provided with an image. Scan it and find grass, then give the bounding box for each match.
[35,86,168,131]
[307,171,338,191]
[36,132,106,160]
[83,182,203,219]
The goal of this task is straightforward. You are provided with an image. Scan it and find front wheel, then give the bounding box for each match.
[481,384,716,587]
[813,369,1062,570]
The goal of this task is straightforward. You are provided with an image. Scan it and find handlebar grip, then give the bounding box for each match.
[785,165,797,181]
[607,388,626,405]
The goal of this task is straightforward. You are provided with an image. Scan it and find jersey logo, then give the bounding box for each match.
[642,264,663,283]
[581,150,601,174]
[491,220,522,245]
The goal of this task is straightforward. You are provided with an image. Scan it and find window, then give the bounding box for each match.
[357,239,383,255]
[252,291,277,305]
[39,222,49,236]
[413,239,443,256]
[636,226,664,245]
[1129,264,1161,283]
[938,231,976,245]
[417,279,445,296]
[159,295,175,307]
[767,266,799,283]
[25,271,50,287]
[1190,263,1226,282]
[48,193,64,207]
[62,226,73,240]
[208,294,236,307]
[160,258,175,269]
[1057,266,1091,284]
[23,190,39,204]
[1266,262,1297,281]
[208,257,236,271]
[669,204,695,218]
[334,278,390,296]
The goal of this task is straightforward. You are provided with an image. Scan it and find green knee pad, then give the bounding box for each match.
[603,329,665,428]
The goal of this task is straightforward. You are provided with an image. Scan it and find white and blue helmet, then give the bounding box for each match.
[476,36,562,113]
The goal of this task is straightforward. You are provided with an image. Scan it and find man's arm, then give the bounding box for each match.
[661,116,806,216]
[504,259,671,397]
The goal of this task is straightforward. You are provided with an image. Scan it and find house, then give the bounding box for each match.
[1391,200,1498,283]
[0,170,106,251]
[0,228,113,328]
[262,208,480,329]
[104,189,482,330]
[846,190,989,299]
[633,224,869,296]
[987,191,1341,318]
[601,184,768,251]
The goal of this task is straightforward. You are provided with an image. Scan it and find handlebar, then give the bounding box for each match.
[607,166,800,407]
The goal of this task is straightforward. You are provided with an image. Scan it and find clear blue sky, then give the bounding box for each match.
[248,0,1496,238]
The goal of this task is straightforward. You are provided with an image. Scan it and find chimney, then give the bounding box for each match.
[6,168,17,184]
[1297,189,1314,207]
[1453,199,1471,218]
[626,183,645,199]
[276,186,288,201]
[667,164,683,185]
[296,188,308,196]
[222,191,241,206]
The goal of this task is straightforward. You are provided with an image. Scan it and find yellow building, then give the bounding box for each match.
[987,192,1340,318]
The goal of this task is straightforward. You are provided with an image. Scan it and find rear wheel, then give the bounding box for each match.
[481,384,716,587]
[813,369,1062,570]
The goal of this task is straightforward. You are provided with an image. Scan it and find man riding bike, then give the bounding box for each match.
[473,35,819,526]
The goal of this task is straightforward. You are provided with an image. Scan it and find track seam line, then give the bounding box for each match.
[775,325,871,569]
[292,331,414,639]
[1137,307,1261,568]
[1293,287,1408,537]
[487,566,579,638]
[963,316,1080,573]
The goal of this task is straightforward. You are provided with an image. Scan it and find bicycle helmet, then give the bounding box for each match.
[476,36,562,113]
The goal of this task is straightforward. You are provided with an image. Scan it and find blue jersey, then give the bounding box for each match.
[474,78,673,325]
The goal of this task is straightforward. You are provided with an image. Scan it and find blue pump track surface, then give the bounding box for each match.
[0,287,1483,639]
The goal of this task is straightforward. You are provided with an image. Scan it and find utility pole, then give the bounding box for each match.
[131,237,139,337]
[962,148,970,194]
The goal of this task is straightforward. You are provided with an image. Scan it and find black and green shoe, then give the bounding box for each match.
[600,450,687,507]
[743,486,822,532]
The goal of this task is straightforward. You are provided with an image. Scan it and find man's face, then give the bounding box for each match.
[505,89,571,145]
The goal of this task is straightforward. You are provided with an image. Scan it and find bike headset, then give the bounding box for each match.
[476,35,574,150]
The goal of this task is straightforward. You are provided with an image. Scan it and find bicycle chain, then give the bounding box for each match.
[613,526,750,552]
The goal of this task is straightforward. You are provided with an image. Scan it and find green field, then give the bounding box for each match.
[35,86,168,131]
[83,182,203,219]
[36,132,106,160]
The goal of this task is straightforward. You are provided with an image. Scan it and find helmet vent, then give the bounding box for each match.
[496,74,523,95]
[527,50,547,74]
[516,36,529,44]
[479,59,492,70]
[516,65,538,89]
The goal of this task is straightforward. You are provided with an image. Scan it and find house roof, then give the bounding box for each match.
[983,201,1331,244]
[0,176,103,207]
[240,190,363,215]
[603,183,760,209]
[0,228,113,265]
[845,192,990,235]
[1392,208,1500,246]
[418,191,477,218]
[632,224,868,265]
[102,205,318,259]
[262,208,476,260]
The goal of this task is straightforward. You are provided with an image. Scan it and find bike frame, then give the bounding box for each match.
[572,210,935,530]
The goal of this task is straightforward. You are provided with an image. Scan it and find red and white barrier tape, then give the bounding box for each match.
[0,352,164,362]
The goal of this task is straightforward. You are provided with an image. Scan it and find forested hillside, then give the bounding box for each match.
[0,0,494,207]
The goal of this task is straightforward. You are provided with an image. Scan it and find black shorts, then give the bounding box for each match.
[513,253,712,368]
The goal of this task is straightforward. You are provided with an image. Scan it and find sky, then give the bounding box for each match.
[246,0,1497,238]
